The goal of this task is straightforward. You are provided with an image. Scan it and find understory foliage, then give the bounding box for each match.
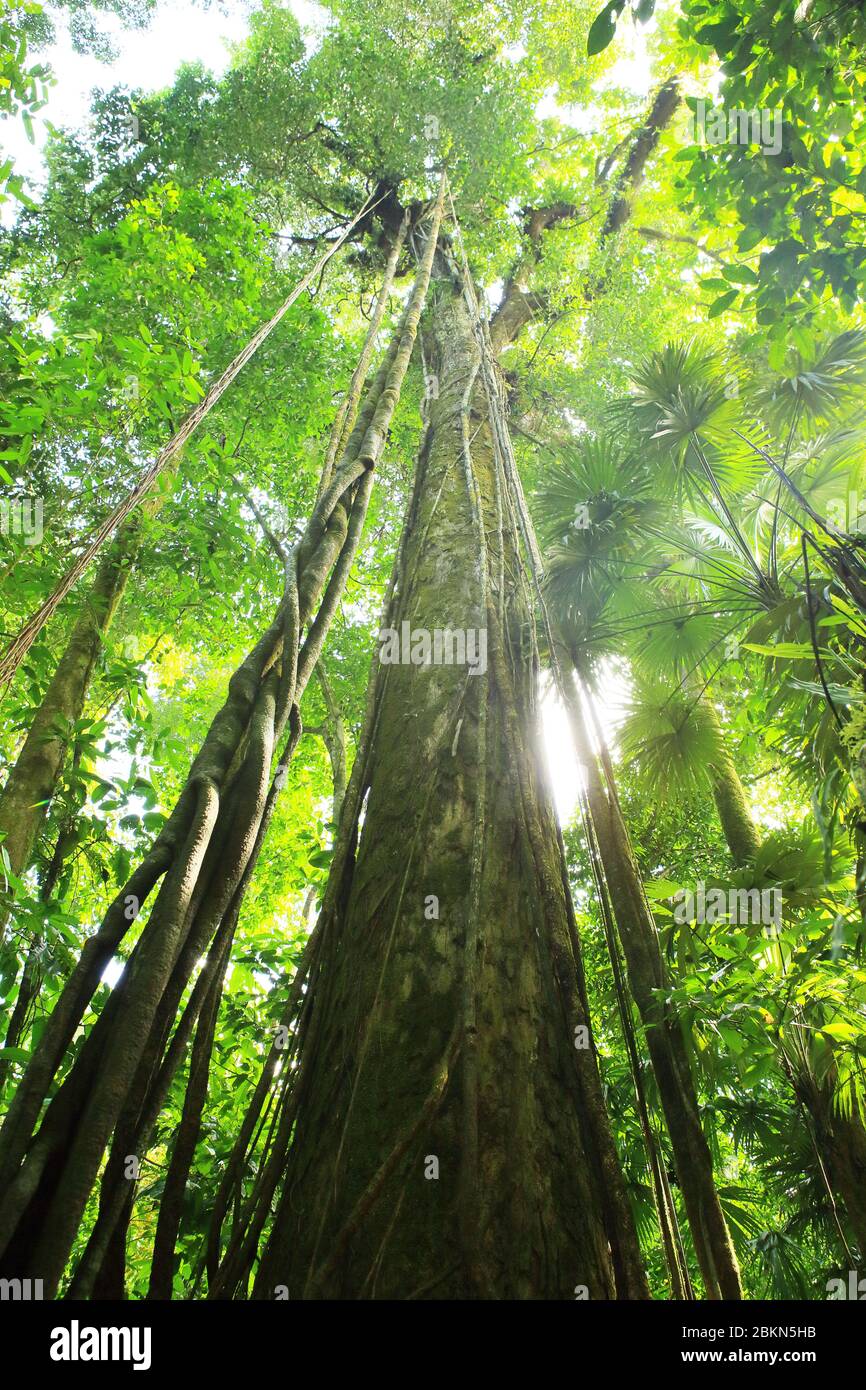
[0,0,865,1300]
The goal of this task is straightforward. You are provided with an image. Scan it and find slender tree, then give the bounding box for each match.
[0,201,376,689]
[0,198,426,1296]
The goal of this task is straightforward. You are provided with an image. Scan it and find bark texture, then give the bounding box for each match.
[252,270,647,1301]
[564,669,743,1299]
[703,702,761,867]
[0,517,142,938]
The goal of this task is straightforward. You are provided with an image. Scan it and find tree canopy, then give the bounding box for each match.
[1,0,866,1326]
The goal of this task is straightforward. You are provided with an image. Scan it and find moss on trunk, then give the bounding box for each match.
[703,703,761,867]
[254,275,647,1301]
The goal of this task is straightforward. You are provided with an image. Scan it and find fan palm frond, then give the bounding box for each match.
[756,329,866,426]
[618,678,725,801]
[614,340,741,452]
[748,1228,813,1299]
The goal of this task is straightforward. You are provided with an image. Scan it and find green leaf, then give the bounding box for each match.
[722,264,759,286]
[743,641,822,659]
[644,878,681,900]
[707,289,739,317]
[587,0,626,56]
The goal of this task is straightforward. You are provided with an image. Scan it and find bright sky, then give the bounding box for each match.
[542,664,631,823]
[2,0,332,196]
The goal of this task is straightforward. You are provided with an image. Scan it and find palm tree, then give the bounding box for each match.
[533,438,744,1298]
[534,329,866,1266]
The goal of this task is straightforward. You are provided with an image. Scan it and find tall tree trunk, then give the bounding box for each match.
[146,931,231,1299]
[563,666,742,1299]
[0,201,426,1298]
[252,268,648,1301]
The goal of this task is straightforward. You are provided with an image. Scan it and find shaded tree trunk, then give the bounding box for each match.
[314,662,347,826]
[146,932,231,1299]
[563,666,742,1299]
[252,268,648,1301]
[790,1061,866,1259]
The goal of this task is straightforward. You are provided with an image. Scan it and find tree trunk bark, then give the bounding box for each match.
[563,668,742,1299]
[0,517,142,937]
[702,702,761,866]
[253,270,648,1301]
[315,662,347,826]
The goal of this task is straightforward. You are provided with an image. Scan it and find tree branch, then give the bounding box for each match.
[635,224,726,264]
[232,476,288,565]
[490,75,682,350]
